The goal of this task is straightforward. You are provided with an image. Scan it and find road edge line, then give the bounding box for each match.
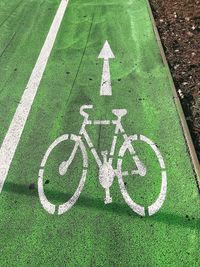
[0,0,70,193]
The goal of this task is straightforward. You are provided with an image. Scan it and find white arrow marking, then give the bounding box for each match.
[0,0,69,193]
[98,40,115,96]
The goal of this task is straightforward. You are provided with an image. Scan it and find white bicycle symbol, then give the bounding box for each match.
[38,105,167,216]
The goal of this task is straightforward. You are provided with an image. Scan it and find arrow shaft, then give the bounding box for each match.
[100,59,112,96]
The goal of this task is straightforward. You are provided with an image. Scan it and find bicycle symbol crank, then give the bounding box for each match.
[38,105,167,216]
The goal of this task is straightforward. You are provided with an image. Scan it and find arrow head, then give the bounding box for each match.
[98,40,115,60]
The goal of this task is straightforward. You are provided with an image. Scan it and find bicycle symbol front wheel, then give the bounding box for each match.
[38,134,88,215]
[117,134,167,216]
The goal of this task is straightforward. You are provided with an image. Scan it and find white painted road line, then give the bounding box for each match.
[0,0,70,193]
[98,41,115,96]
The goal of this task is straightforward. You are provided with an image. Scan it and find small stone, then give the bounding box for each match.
[174,64,180,69]
[178,89,184,99]
[187,31,193,37]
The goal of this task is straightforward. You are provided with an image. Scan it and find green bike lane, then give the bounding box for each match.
[0,0,200,266]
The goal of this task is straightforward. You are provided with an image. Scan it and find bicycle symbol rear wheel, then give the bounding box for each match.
[38,134,88,215]
[117,134,167,216]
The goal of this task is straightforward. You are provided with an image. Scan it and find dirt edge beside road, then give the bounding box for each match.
[149,0,200,162]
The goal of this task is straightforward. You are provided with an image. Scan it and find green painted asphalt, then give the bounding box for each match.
[0,0,199,266]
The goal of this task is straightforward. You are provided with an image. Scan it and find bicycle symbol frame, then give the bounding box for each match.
[38,105,167,216]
